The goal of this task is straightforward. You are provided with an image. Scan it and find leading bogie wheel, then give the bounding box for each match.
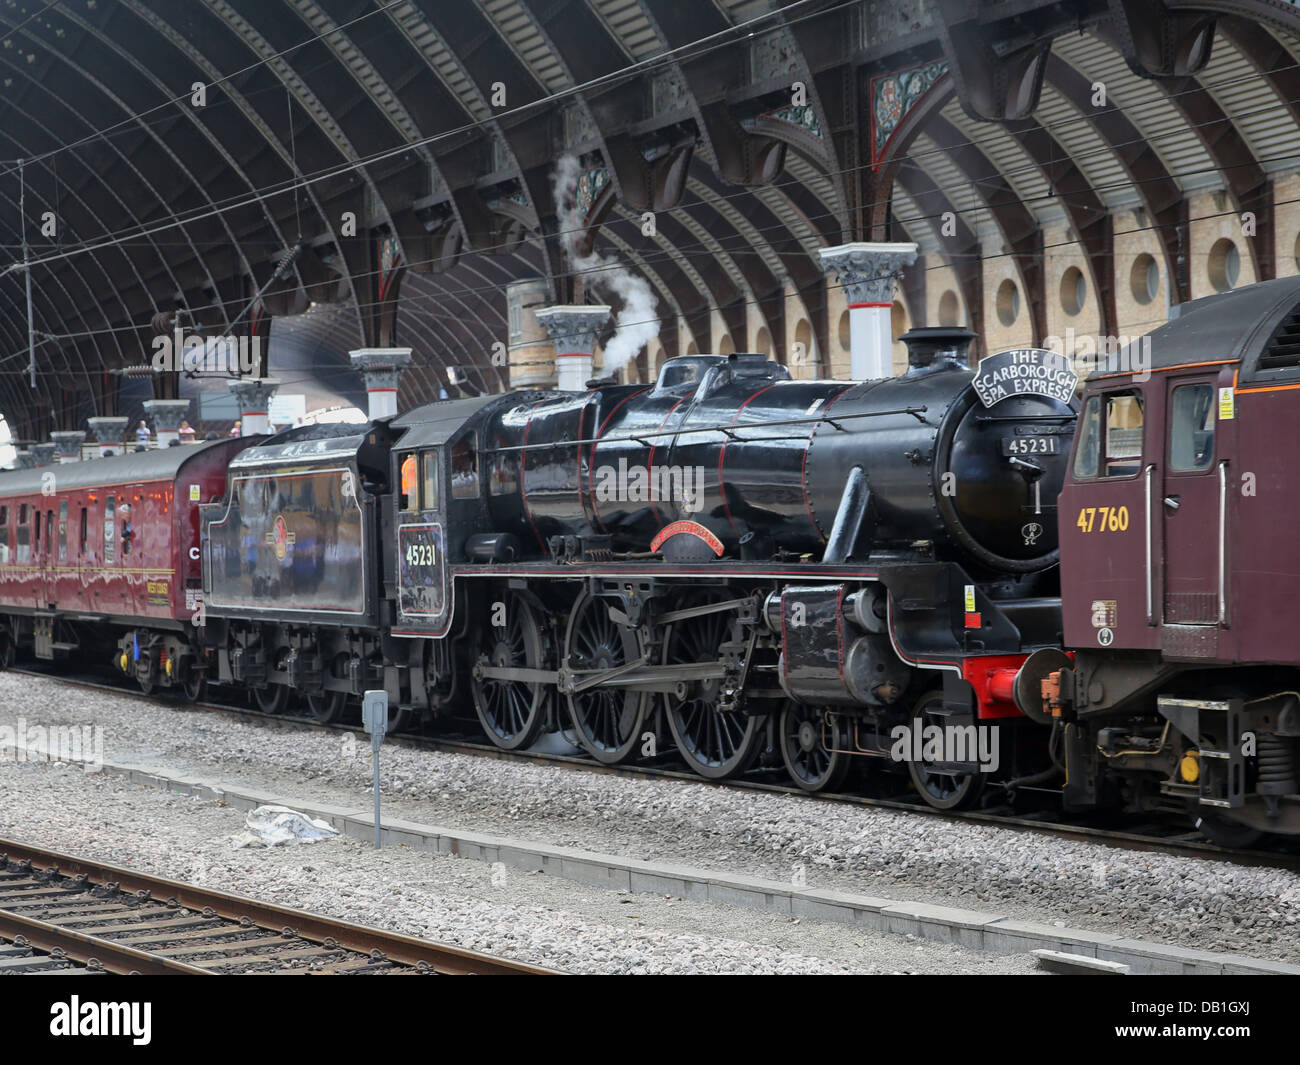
[563,589,649,764]
[306,654,351,724]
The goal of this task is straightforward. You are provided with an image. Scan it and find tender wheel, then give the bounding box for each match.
[906,690,986,810]
[563,589,649,764]
[779,702,852,792]
[306,654,350,724]
[663,599,764,779]
[253,651,290,715]
[1195,811,1265,849]
[471,592,549,750]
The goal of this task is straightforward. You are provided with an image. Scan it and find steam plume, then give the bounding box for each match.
[551,155,659,372]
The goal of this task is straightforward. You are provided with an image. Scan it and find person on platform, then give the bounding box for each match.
[178,420,196,443]
[228,419,242,438]
[135,420,151,446]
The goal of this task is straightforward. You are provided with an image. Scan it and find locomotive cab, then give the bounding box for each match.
[1026,277,1300,843]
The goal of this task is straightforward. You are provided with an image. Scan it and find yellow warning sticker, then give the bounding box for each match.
[189,484,200,502]
[963,584,976,613]
[1218,387,1235,421]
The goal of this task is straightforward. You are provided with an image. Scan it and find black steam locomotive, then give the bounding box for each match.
[199,326,1076,803]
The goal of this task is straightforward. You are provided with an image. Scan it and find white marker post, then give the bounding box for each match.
[361,690,388,849]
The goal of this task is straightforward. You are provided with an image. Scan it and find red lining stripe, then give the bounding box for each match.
[587,387,649,533]
[719,384,780,535]
[801,386,854,543]
[519,400,547,553]
[647,398,686,525]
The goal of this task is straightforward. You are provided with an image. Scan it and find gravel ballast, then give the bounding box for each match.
[1,671,1297,968]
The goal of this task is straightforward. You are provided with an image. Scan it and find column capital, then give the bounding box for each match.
[50,431,86,462]
[87,416,128,441]
[349,347,413,383]
[13,451,35,469]
[818,242,919,305]
[31,443,57,467]
[228,377,281,412]
[535,305,611,355]
[142,398,191,432]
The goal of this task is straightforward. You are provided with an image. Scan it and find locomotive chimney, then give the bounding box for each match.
[349,348,412,420]
[899,326,978,374]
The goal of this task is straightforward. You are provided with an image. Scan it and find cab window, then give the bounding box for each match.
[1169,383,1215,472]
[1073,389,1144,479]
[420,451,438,511]
[399,454,418,511]
[450,437,479,500]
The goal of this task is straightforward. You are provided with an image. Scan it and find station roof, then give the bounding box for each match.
[0,0,1298,444]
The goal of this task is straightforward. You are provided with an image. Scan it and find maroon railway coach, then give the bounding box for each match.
[0,438,251,697]
[1016,275,1300,845]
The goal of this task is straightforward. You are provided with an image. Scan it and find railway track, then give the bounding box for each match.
[0,837,554,975]
[12,665,1300,873]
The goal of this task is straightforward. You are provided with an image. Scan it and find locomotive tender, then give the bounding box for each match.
[199,326,1075,799]
[1015,275,1300,844]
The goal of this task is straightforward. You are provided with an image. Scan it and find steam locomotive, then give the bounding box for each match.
[198,326,1076,801]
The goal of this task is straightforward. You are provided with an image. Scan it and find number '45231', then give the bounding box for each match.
[405,541,436,567]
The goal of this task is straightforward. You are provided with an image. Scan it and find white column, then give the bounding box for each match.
[534,305,611,391]
[228,378,281,436]
[87,416,128,458]
[349,348,413,419]
[818,242,918,379]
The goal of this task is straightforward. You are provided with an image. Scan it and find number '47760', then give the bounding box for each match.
[1076,505,1129,533]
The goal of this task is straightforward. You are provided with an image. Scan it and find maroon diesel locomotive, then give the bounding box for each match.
[1016,275,1300,845]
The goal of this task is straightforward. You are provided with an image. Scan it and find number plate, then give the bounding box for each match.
[1002,435,1060,456]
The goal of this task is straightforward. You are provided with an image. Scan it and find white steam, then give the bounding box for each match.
[551,155,659,373]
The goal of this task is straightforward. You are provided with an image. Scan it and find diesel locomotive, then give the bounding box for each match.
[1014,275,1300,845]
[198,326,1076,801]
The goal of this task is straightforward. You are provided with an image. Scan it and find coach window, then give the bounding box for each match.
[16,504,28,564]
[104,496,115,564]
[33,509,40,553]
[79,506,87,555]
[1073,390,1144,479]
[0,506,8,561]
[1169,383,1215,472]
[58,500,68,562]
[420,451,438,511]
[399,454,417,511]
[450,436,479,500]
